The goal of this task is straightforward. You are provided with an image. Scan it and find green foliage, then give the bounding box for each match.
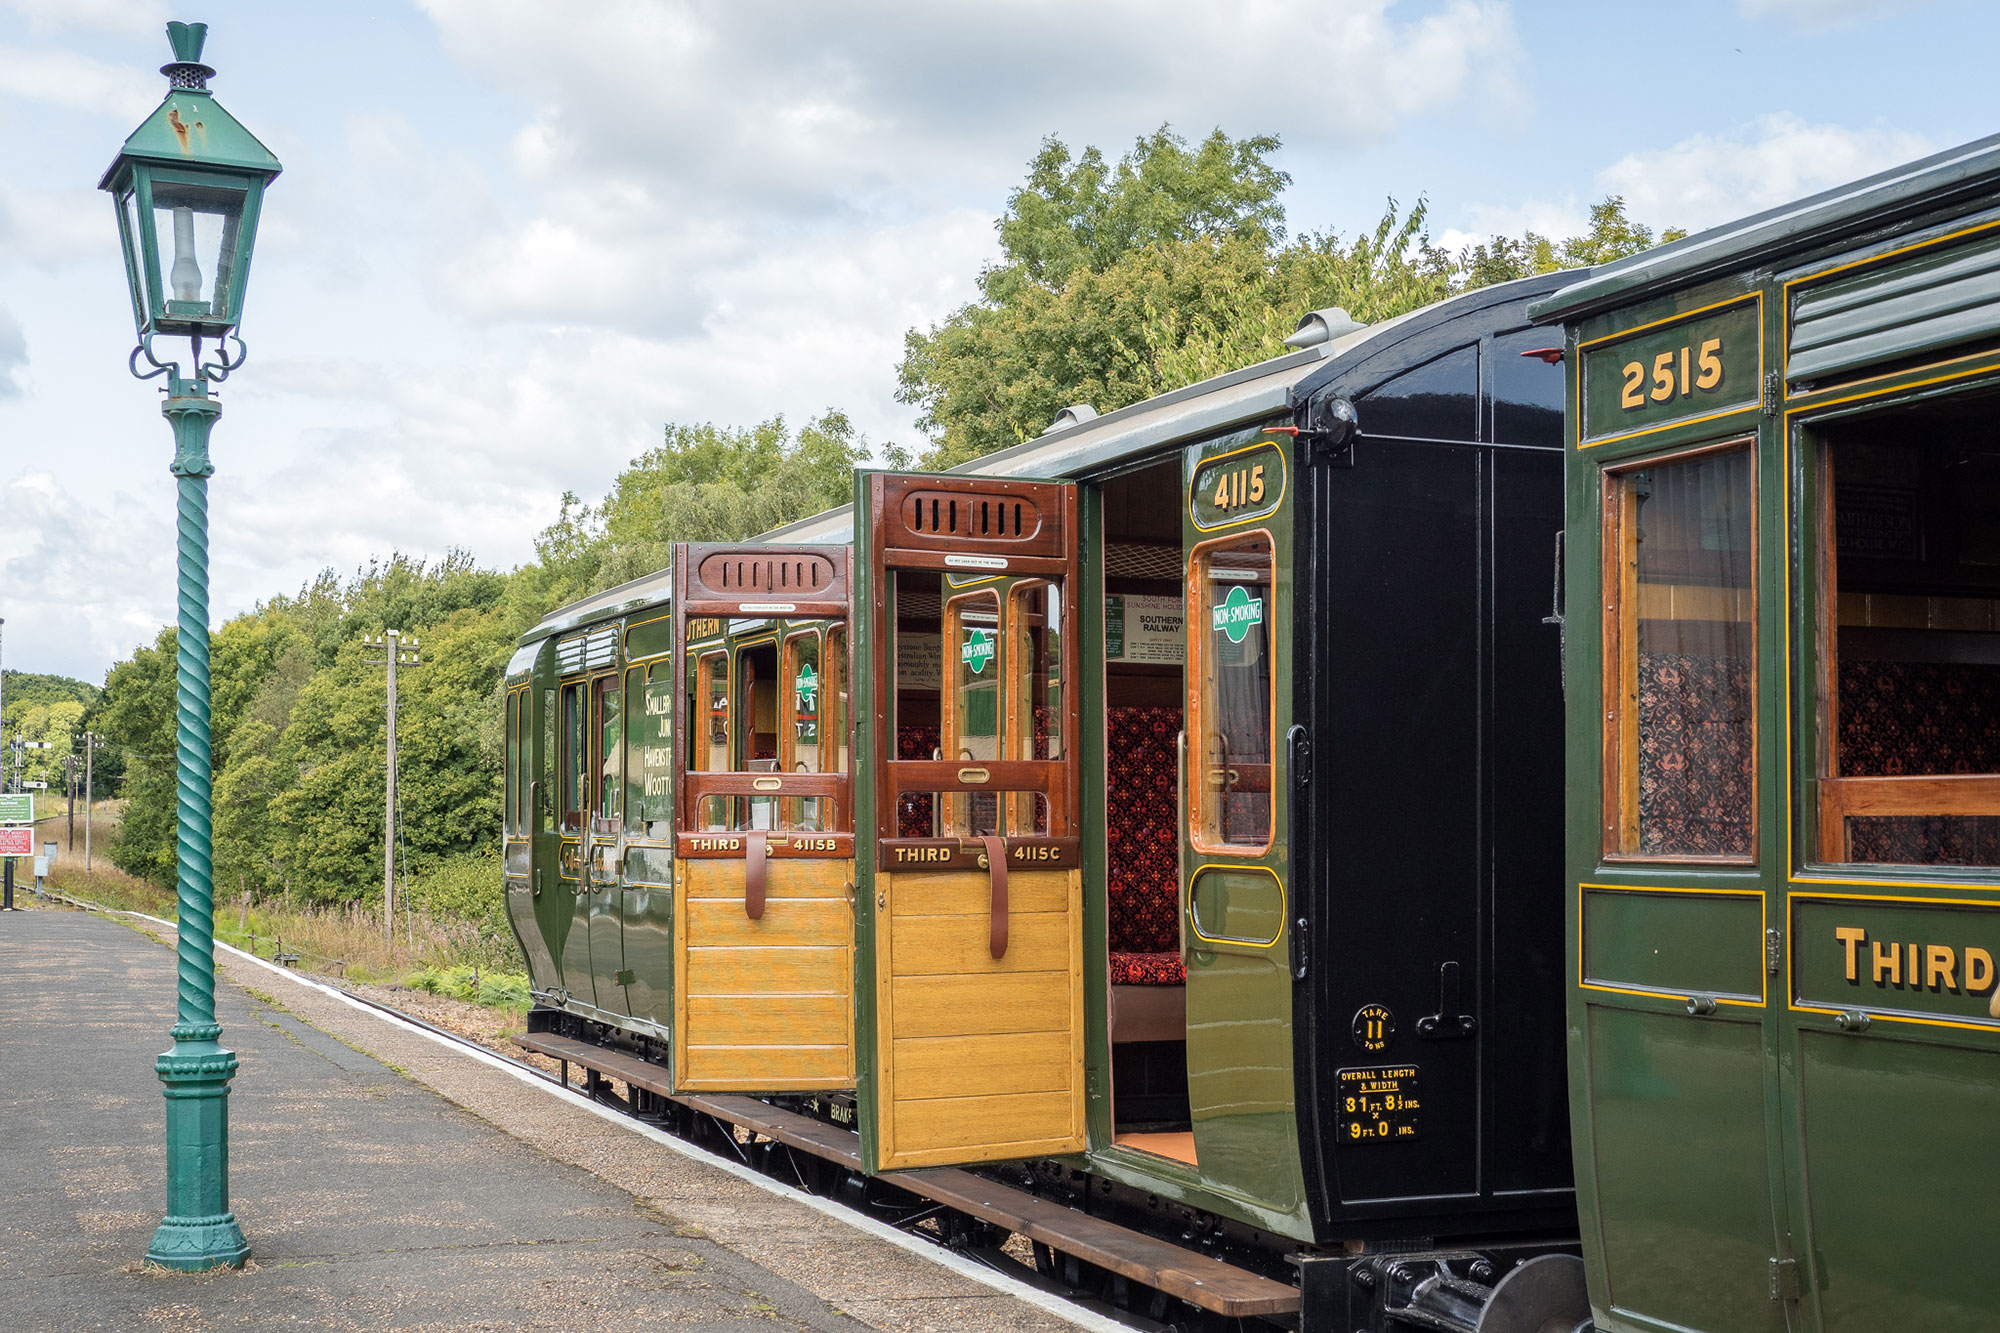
[533,410,904,606]
[901,128,1684,469]
[1454,196,1690,288]
[991,128,1289,296]
[1,670,98,790]
[98,554,533,903]
[406,962,531,1011]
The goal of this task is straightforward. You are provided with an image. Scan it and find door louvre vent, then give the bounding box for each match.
[695,551,839,597]
[899,490,1044,542]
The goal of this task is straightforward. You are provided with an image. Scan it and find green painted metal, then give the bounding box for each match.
[99,23,280,342]
[1175,426,1311,1241]
[849,471,883,1170]
[146,373,249,1272]
[1551,139,2000,1331]
[1578,299,1759,443]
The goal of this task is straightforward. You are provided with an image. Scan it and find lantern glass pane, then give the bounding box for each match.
[118,186,148,331]
[149,178,247,322]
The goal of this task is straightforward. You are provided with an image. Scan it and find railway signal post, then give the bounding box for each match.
[102,19,281,1272]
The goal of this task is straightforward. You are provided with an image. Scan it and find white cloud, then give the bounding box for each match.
[0,0,165,36]
[0,306,24,396]
[1600,113,1935,232]
[1440,113,1937,250]
[0,471,173,679]
[1739,0,1926,29]
[4,45,156,120]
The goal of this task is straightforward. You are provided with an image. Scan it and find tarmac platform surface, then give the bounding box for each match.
[0,908,1083,1333]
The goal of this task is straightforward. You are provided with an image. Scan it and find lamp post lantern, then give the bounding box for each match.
[102,19,280,1273]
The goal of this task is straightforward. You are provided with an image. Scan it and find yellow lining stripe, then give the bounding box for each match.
[1187,437,1289,532]
[1575,293,1765,450]
[1186,863,1286,949]
[1784,888,2000,1033]
[1576,881,1768,1006]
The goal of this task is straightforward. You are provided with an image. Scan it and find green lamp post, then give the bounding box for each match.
[101,20,281,1272]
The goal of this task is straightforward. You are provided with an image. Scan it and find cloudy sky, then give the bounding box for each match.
[0,0,1987,682]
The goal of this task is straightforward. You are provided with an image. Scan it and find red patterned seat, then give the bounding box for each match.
[1838,659,2000,864]
[895,725,940,839]
[1107,706,1185,987]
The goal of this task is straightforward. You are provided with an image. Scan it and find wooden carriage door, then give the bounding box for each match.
[670,543,856,1092]
[855,473,1085,1172]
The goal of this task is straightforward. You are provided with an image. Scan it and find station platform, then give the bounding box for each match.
[0,908,1091,1333]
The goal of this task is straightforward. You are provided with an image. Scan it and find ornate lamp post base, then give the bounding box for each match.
[147,1020,247,1270]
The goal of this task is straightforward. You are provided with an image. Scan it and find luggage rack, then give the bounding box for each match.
[514,1030,1300,1320]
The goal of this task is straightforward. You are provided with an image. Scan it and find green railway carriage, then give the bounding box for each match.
[504,272,1595,1330]
[1532,135,2000,1333]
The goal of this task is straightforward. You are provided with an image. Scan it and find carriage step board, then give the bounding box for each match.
[514,1032,1300,1318]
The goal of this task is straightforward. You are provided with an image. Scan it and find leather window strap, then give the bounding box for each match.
[980,834,1008,960]
[745,830,767,920]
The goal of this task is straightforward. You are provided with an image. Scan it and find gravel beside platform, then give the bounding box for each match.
[0,907,1085,1333]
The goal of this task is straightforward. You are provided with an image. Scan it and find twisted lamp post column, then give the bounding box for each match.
[146,374,248,1270]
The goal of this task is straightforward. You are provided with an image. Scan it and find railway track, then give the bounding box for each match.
[45,892,1269,1333]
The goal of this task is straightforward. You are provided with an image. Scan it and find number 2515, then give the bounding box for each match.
[1621,337,1723,410]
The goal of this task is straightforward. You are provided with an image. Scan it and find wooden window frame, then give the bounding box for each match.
[942,588,1004,838]
[1005,579,1061,835]
[1186,528,1278,858]
[823,626,848,777]
[1811,434,2000,864]
[1598,437,1759,866]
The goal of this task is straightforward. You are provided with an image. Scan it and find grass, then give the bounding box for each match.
[19,806,531,1015]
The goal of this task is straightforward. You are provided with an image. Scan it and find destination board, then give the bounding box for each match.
[1581,299,1760,442]
[1336,1065,1421,1143]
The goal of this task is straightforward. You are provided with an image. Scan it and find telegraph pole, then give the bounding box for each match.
[66,753,76,851]
[362,630,420,943]
[83,731,105,873]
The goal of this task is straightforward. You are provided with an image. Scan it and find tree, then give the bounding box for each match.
[1455,196,1689,287]
[901,128,1689,471]
[533,410,902,607]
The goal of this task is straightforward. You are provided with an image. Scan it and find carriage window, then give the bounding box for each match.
[1817,414,2000,866]
[504,691,519,835]
[784,630,826,829]
[945,591,1003,837]
[1009,582,1061,833]
[559,681,586,834]
[540,688,555,834]
[689,650,730,829]
[824,627,848,776]
[626,664,672,837]
[1191,533,1275,853]
[1602,444,1756,861]
[738,639,779,829]
[592,674,621,832]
